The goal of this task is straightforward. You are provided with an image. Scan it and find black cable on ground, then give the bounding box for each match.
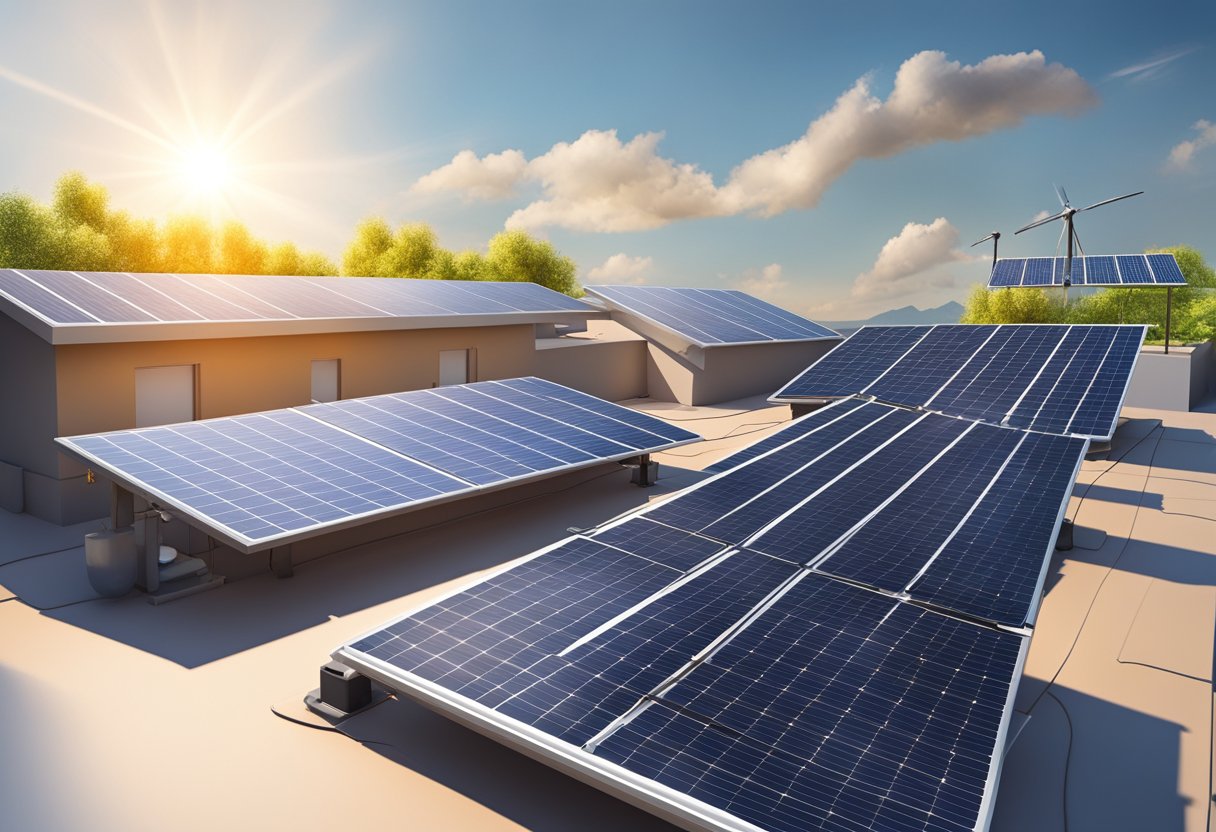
[1068,420,1163,524]
[0,542,84,570]
[269,704,395,748]
[1044,690,1074,832]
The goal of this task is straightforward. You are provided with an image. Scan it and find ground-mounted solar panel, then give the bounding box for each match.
[56,378,698,552]
[585,285,839,348]
[986,253,1186,288]
[772,324,1146,441]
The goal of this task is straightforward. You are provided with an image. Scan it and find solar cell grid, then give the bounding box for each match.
[25,270,157,322]
[1021,257,1054,286]
[704,398,869,474]
[0,269,97,323]
[986,254,1186,288]
[989,259,1024,287]
[776,326,932,399]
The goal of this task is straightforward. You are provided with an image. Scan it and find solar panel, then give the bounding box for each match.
[986,253,1186,288]
[704,397,869,473]
[0,269,593,327]
[585,285,839,347]
[772,324,1146,441]
[57,378,699,551]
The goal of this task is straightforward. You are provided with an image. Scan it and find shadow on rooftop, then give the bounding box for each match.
[1071,482,1164,510]
[6,463,709,668]
[339,695,679,832]
[995,683,1192,832]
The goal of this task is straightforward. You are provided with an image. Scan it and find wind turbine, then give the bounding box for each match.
[971,231,1001,270]
[1014,185,1143,286]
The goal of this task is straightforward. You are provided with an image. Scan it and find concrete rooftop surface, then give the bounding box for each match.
[1,395,1214,832]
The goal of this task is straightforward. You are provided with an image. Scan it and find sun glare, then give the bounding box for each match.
[177,144,232,194]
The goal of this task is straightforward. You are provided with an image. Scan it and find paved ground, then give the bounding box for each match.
[1,396,1212,832]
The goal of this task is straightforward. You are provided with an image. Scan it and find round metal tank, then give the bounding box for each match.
[84,528,137,598]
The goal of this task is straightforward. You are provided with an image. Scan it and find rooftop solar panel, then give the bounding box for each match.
[585,285,839,348]
[985,253,1186,288]
[57,378,698,552]
[772,324,1146,441]
[0,269,596,344]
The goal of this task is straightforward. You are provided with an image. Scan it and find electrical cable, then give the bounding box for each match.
[0,542,84,569]
[1044,690,1074,832]
[1068,419,1163,524]
[269,703,395,748]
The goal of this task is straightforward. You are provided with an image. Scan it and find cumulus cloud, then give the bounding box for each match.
[585,253,654,284]
[736,263,789,300]
[411,50,1096,232]
[1167,119,1216,170]
[852,218,972,299]
[412,148,528,200]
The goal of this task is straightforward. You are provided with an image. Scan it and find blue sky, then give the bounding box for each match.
[1,0,1214,318]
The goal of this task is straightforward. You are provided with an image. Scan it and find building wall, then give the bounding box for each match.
[31,324,536,523]
[0,315,59,515]
[534,338,648,402]
[646,338,839,406]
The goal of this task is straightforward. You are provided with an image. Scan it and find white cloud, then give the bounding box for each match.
[1167,119,1216,170]
[585,253,654,284]
[1108,48,1195,82]
[736,263,788,301]
[851,218,972,300]
[412,148,528,200]
[1030,209,1053,223]
[410,50,1096,232]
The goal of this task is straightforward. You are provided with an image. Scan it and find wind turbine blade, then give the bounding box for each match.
[1015,211,1067,234]
[970,234,995,247]
[1081,191,1143,212]
[1054,184,1070,207]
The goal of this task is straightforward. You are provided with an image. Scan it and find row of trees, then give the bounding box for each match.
[0,172,578,294]
[961,246,1216,343]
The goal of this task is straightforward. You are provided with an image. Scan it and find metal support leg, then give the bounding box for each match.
[138,514,160,593]
[111,485,134,530]
[623,454,658,487]
[271,545,294,579]
[1165,287,1172,355]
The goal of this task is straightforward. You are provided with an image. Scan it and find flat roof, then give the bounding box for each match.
[1,395,1213,831]
[0,269,601,345]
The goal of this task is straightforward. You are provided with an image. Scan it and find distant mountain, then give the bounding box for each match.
[821,301,964,334]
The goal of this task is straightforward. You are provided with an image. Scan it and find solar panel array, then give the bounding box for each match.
[0,269,591,327]
[585,285,839,346]
[988,253,1185,288]
[771,324,1146,441]
[56,378,698,552]
[338,399,1085,832]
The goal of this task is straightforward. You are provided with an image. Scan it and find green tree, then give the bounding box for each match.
[218,221,268,274]
[105,210,161,272]
[960,284,1066,324]
[266,241,301,275]
[485,229,576,294]
[161,215,215,273]
[52,171,108,231]
[342,217,393,277]
[0,193,64,269]
[451,250,487,281]
[378,222,440,278]
[297,251,339,276]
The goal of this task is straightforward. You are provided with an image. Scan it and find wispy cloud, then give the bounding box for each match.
[413,50,1096,232]
[1108,47,1196,82]
[851,218,974,300]
[1167,119,1216,170]
[735,263,788,301]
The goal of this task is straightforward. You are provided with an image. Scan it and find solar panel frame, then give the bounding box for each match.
[56,378,700,553]
[986,254,1186,288]
[585,285,840,349]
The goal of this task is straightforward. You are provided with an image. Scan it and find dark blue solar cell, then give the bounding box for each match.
[1021,258,1054,286]
[1004,327,1112,435]
[743,415,970,564]
[597,576,1024,832]
[721,290,839,339]
[865,326,993,405]
[1146,253,1186,285]
[989,259,1024,287]
[137,273,273,320]
[494,377,699,445]
[1065,326,1144,438]
[774,326,933,400]
[590,517,727,572]
[0,269,98,323]
[646,404,911,543]
[460,280,594,312]
[1116,255,1153,285]
[812,422,1024,592]
[66,410,469,543]
[928,325,1069,424]
[705,399,868,474]
[1065,256,1085,284]
[19,270,158,322]
[909,431,1086,625]
[1084,256,1119,284]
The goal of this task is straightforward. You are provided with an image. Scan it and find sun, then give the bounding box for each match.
[176,143,233,195]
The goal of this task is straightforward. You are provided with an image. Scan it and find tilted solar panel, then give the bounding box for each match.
[56,378,698,552]
[985,253,1186,288]
[585,285,839,347]
[771,324,1146,441]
